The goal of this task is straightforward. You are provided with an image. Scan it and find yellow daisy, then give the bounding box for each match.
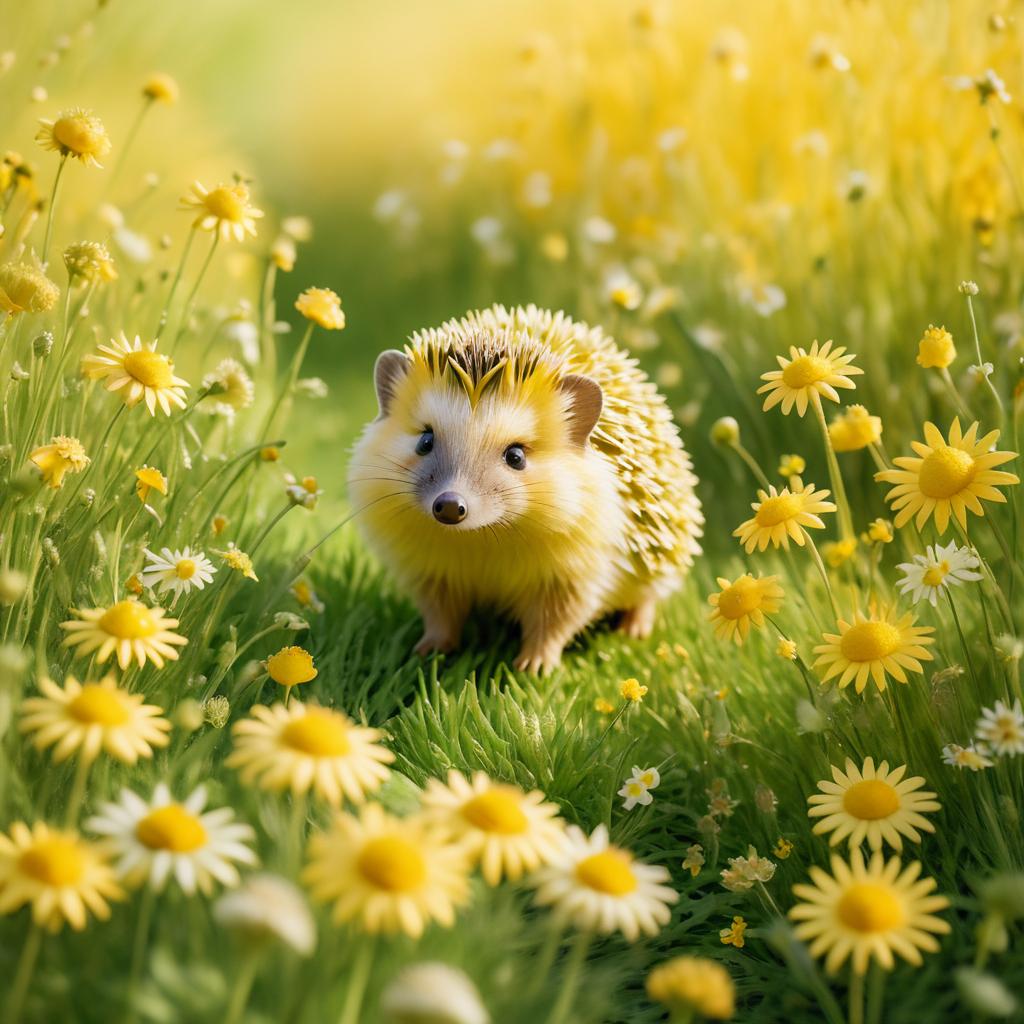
[216,544,258,581]
[876,419,1019,534]
[707,573,784,645]
[20,675,170,766]
[181,181,263,242]
[733,483,836,553]
[142,72,179,104]
[29,435,89,489]
[789,849,950,974]
[0,822,123,931]
[36,108,111,167]
[646,956,735,1021]
[828,405,883,453]
[135,465,168,503]
[302,803,470,937]
[807,758,940,852]
[813,609,934,694]
[265,646,318,688]
[421,770,566,885]
[226,702,394,805]
[0,261,60,315]
[758,339,863,416]
[81,333,189,416]
[60,599,187,670]
[295,287,345,330]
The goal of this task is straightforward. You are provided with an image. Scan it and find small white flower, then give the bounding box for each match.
[738,281,786,317]
[373,189,408,223]
[969,361,995,381]
[213,873,316,956]
[582,216,616,245]
[112,226,152,264]
[896,542,982,606]
[295,376,328,399]
[720,845,776,892]
[605,268,643,311]
[976,699,1024,756]
[521,170,552,209]
[618,779,652,811]
[380,962,490,1024]
[284,473,323,510]
[140,546,216,599]
[941,743,994,771]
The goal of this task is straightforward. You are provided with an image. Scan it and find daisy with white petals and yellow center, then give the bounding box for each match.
[975,699,1024,756]
[707,573,784,644]
[140,546,216,599]
[807,758,940,852]
[421,770,566,885]
[20,675,170,766]
[226,702,394,805]
[81,332,189,416]
[734,483,836,553]
[87,784,256,895]
[60,599,186,669]
[896,541,982,606]
[789,850,950,974]
[758,339,863,417]
[302,803,470,937]
[530,824,678,941]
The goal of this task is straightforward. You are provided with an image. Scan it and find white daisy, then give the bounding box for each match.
[140,547,216,599]
[896,542,982,607]
[530,824,677,941]
[941,743,994,771]
[86,784,256,895]
[617,766,661,811]
[975,699,1024,757]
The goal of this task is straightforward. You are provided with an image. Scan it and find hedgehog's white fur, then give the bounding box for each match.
[348,304,702,673]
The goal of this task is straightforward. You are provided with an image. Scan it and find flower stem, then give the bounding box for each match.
[939,367,974,421]
[224,946,261,1024]
[155,226,196,341]
[124,887,157,1024]
[172,233,220,351]
[5,924,43,1024]
[337,936,375,1024]
[41,154,68,268]
[544,930,592,1024]
[63,755,92,826]
[812,393,854,539]
[803,530,841,620]
[106,99,153,193]
[964,293,1004,424]
[847,966,865,1024]
[261,322,314,439]
[731,441,771,489]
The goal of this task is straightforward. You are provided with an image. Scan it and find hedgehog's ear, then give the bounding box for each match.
[374,349,410,417]
[559,374,603,447]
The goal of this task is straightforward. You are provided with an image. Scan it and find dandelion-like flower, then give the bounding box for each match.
[0,261,60,314]
[828,405,882,453]
[421,770,566,885]
[226,702,394,805]
[295,287,345,330]
[896,542,982,606]
[530,824,677,941]
[201,358,254,418]
[29,435,89,488]
[81,333,189,415]
[0,822,122,931]
[63,241,117,284]
[302,803,470,937]
[20,674,170,766]
[60,599,187,669]
[789,849,950,974]
[140,546,216,598]
[975,700,1024,756]
[813,609,934,693]
[707,573,784,644]
[266,645,318,687]
[216,544,258,581]
[733,482,836,553]
[917,325,956,369]
[941,743,993,771]
[87,784,256,895]
[758,340,863,416]
[620,678,648,702]
[876,419,1019,534]
[720,846,776,892]
[181,181,263,241]
[36,108,111,167]
[142,72,179,104]
[807,758,940,852]
[646,956,735,1020]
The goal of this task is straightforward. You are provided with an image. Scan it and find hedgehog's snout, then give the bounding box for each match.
[432,491,468,525]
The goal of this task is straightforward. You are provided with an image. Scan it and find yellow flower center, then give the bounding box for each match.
[782,355,830,389]
[575,849,638,896]
[280,711,350,756]
[839,621,902,662]
[922,561,950,588]
[98,600,158,640]
[53,116,100,155]
[462,788,529,834]
[68,684,130,726]
[918,445,976,499]
[175,559,196,580]
[755,493,802,527]
[717,578,762,619]
[123,349,174,389]
[836,883,905,933]
[203,186,246,222]
[19,837,85,886]
[356,836,427,892]
[136,804,207,852]
[841,779,900,819]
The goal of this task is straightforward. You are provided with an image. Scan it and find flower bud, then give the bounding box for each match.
[32,331,53,358]
[955,968,1017,1018]
[710,416,740,446]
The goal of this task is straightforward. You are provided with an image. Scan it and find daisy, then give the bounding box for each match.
[29,435,89,489]
[789,849,950,974]
[302,803,470,937]
[87,784,256,895]
[181,181,263,242]
[140,547,216,599]
[0,822,123,931]
[896,542,982,606]
[617,765,661,812]
[0,261,60,315]
[941,743,993,771]
[201,358,255,418]
[530,824,678,941]
[734,483,836,553]
[758,339,863,417]
[646,956,735,1021]
[226,702,394,805]
[876,419,1019,534]
[707,573,784,644]
[807,758,940,852]
[828,405,883,453]
[421,770,566,885]
[295,287,345,330]
[135,465,168,503]
[81,332,189,416]
[216,544,258,581]
[36,108,111,167]
[917,325,956,369]
[61,599,187,669]
[19,675,170,766]
[813,609,935,693]
[975,699,1024,756]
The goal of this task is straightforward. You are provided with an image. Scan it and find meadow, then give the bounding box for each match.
[0,1,1023,1022]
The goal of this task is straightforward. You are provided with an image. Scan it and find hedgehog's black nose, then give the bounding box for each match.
[432,492,467,525]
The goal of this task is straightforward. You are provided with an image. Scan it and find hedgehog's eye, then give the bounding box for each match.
[504,444,526,471]
[415,429,434,456]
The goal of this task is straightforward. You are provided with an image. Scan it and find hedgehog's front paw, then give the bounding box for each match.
[619,597,657,639]
[514,642,563,676]
[414,630,458,657]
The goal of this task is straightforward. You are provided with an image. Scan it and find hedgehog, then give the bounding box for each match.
[348,304,703,673]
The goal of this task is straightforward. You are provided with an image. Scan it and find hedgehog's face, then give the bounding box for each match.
[354,350,603,535]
